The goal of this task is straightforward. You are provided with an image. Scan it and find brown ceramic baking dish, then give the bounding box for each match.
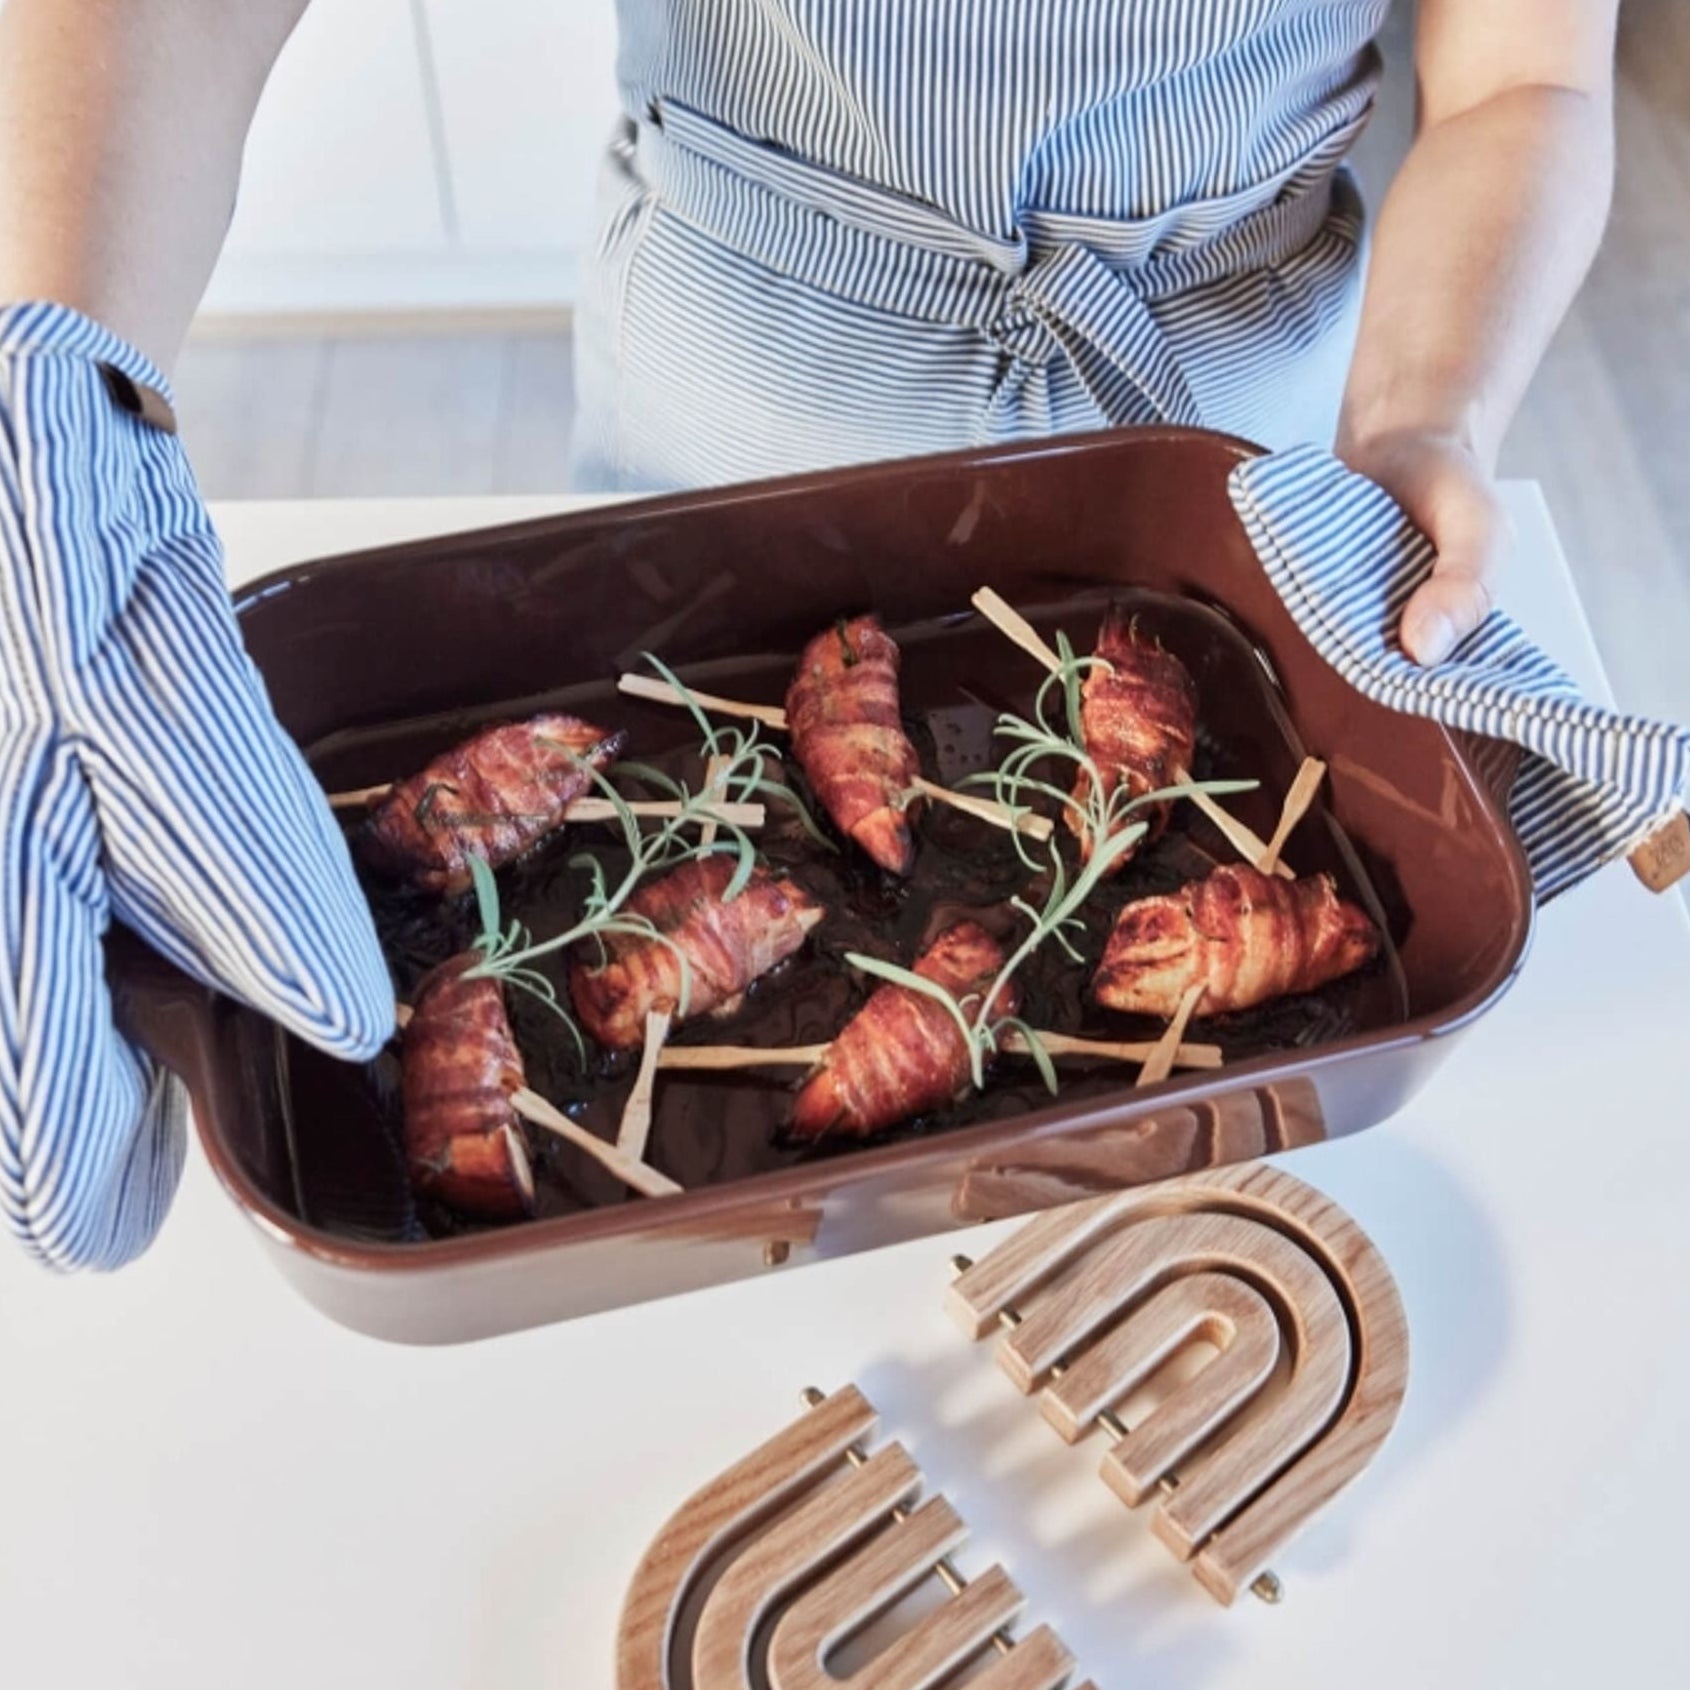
[110,426,1533,1344]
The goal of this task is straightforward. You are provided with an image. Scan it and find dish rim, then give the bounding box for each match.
[203,426,1538,1272]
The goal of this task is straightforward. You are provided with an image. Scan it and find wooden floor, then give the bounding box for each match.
[176,0,1690,723]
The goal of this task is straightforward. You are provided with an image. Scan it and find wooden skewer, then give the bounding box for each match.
[327,787,765,828]
[1178,778,1294,881]
[909,775,1053,842]
[655,1031,1221,1073]
[999,1028,1223,1070]
[616,1010,672,1160]
[1136,982,1207,1088]
[656,1043,830,1070]
[393,1002,680,1198]
[329,782,401,809]
[697,752,732,849]
[617,671,1039,841]
[621,1007,809,1266]
[618,671,789,728]
[971,585,1312,881]
[513,1086,681,1198]
[1260,757,1326,875]
[396,1015,1214,1078]
[970,587,1067,674]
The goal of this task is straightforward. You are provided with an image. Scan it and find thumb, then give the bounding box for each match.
[1399,485,1511,667]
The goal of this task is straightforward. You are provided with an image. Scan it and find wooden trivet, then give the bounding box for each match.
[617,1383,1094,1690]
[948,1162,1408,1606]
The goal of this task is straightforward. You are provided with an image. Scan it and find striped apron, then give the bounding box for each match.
[572,0,1389,491]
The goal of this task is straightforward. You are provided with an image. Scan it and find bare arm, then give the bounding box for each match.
[0,0,310,375]
[1338,0,1619,663]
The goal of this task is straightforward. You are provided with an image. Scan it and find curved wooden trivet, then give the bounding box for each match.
[617,1384,1094,1690]
[948,1162,1408,1606]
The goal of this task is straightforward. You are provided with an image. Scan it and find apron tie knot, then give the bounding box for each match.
[989,242,1204,429]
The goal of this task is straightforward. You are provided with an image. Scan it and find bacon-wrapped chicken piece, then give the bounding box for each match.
[786,615,921,875]
[1092,864,1378,1019]
[402,956,534,1220]
[362,713,626,894]
[1070,609,1198,865]
[570,856,822,1050]
[789,920,1017,1143]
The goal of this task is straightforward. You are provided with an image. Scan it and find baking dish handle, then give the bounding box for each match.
[105,923,220,1097]
[1447,729,1524,827]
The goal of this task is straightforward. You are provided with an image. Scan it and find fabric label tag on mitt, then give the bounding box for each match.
[1629,811,1690,893]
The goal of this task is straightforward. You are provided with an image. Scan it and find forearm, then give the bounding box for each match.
[1339,81,1613,470]
[0,0,309,373]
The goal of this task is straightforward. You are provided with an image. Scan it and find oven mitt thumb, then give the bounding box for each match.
[0,302,394,1270]
[1228,443,1690,902]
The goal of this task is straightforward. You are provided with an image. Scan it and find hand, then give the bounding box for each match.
[1336,427,1514,667]
[0,302,393,1270]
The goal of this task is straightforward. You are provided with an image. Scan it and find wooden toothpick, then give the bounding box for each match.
[1259,757,1326,875]
[617,671,1040,841]
[970,587,1067,674]
[327,786,765,828]
[1135,983,1207,1088]
[696,753,732,849]
[656,1043,831,1071]
[909,775,1054,842]
[329,783,399,810]
[653,1030,1222,1074]
[618,671,788,728]
[1177,776,1294,881]
[616,1010,672,1162]
[999,1028,1222,1070]
[515,1086,681,1198]
[393,1001,680,1198]
[971,585,1317,881]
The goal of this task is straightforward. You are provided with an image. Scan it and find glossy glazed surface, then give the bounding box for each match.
[313,583,1405,1243]
[111,427,1535,1341]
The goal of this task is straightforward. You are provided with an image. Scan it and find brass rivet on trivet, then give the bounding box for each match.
[949,1253,1287,1606]
[801,1385,1016,1657]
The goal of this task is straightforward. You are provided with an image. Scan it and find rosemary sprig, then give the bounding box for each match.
[463,853,594,1065]
[838,782,1198,1100]
[841,794,1152,1098]
[841,621,1259,1099]
[629,652,835,852]
[963,626,1256,871]
[460,655,828,1020]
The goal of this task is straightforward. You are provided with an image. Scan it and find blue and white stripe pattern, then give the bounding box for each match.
[575,0,1390,489]
[0,301,393,1270]
[573,0,1686,900]
[1231,445,1690,901]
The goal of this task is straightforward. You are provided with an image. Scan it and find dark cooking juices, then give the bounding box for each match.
[290,588,1407,1243]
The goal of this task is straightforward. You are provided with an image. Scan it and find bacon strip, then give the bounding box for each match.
[789,920,1017,1143]
[402,956,535,1220]
[786,615,921,875]
[569,856,823,1050]
[363,713,626,894]
[1092,864,1379,1019]
[1070,610,1198,867]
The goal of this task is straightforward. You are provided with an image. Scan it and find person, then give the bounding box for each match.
[0,0,1619,1268]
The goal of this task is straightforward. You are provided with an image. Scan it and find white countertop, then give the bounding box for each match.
[3,487,1686,1689]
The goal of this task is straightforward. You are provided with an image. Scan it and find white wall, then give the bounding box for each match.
[203,0,622,316]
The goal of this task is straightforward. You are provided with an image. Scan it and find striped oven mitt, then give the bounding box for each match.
[0,302,393,1271]
[1229,444,1690,902]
